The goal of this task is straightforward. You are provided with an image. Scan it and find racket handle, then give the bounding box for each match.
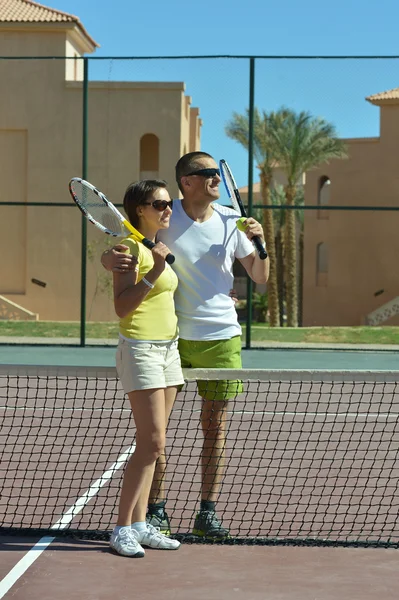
[165,253,175,265]
[253,236,268,260]
[142,238,176,265]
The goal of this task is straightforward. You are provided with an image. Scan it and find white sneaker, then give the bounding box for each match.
[110,527,145,557]
[135,524,181,550]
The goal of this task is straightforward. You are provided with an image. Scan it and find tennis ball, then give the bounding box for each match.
[236,217,247,232]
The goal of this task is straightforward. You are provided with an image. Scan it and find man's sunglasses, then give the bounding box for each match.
[186,168,220,178]
[142,199,173,211]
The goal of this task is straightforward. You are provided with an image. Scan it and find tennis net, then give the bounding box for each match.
[1,364,399,547]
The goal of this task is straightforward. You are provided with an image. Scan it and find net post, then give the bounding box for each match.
[80,57,89,348]
[245,57,256,349]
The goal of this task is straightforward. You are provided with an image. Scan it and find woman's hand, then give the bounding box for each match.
[150,242,173,276]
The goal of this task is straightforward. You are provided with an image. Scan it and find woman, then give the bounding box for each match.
[110,179,183,557]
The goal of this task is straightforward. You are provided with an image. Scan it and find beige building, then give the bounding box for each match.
[239,95,399,327]
[0,0,201,321]
[1,1,398,328]
[304,89,399,326]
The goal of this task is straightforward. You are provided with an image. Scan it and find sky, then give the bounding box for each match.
[50,0,399,194]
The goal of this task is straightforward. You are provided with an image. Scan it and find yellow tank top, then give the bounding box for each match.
[118,236,179,340]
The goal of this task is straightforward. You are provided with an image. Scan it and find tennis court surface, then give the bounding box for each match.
[1,359,399,599]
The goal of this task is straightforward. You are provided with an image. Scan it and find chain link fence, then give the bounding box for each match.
[0,56,398,346]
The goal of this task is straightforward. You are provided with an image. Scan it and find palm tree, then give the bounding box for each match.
[225,109,280,327]
[268,110,347,327]
[270,184,305,325]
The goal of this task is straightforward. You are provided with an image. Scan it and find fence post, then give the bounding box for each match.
[80,57,89,347]
[245,57,255,349]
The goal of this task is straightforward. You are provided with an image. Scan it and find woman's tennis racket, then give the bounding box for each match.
[69,178,175,265]
[219,159,267,260]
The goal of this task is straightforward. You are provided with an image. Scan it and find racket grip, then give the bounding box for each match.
[253,236,268,260]
[142,238,176,265]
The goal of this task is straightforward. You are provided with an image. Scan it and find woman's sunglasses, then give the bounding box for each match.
[142,199,173,212]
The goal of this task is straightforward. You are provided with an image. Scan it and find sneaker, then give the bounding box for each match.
[110,527,145,558]
[192,510,230,539]
[136,524,180,550]
[146,509,171,535]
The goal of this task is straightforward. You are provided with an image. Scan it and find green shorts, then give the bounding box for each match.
[178,336,243,401]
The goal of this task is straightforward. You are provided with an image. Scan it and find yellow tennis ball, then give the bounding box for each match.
[236,217,247,232]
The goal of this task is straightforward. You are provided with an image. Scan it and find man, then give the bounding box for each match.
[102,151,269,538]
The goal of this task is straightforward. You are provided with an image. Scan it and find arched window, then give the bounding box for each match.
[316,242,328,287]
[140,134,159,179]
[317,176,330,220]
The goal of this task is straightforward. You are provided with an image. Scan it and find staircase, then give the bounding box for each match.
[0,295,38,321]
[365,296,399,326]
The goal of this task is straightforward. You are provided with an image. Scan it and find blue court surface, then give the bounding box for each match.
[0,344,397,371]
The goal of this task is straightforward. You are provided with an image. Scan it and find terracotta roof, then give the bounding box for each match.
[0,0,99,47]
[366,87,399,105]
[238,182,261,194]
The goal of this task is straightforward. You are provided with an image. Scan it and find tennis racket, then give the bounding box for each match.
[69,178,175,265]
[219,159,267,260]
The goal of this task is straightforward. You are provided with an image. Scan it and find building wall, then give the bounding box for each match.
[303,132,399,326]
[65,37,84,81]
[0,29,200,321]
[0,28,66,56]
[238,129,399,327]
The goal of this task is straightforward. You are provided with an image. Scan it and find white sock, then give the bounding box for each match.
[112,525,130,537]
[131,521,147,533]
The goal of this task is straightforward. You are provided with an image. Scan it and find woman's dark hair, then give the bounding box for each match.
[123,179,168,229]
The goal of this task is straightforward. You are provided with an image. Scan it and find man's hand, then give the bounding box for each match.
[240,217,265,244]
[101,244,138,273]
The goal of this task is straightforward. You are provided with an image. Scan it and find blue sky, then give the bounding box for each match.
[52,0,399,193]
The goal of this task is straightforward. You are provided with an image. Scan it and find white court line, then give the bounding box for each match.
[0,443,135,598]
[229,411,399,418]
[51,443,135,529]
[176,409,399,419]
[2,406,142,412]
[0,537,56,598]
[2,405,399,419]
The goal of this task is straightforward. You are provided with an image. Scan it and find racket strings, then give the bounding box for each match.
[72,182,125,236]
[229,190,241,214]
[220,165,242,214]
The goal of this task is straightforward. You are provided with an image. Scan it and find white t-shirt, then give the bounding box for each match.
[157,200,254,341]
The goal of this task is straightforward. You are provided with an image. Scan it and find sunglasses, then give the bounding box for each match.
[186,168,220,178]
[142,199,173,211]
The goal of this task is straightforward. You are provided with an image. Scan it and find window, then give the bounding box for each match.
[140,134,159,178]
[316,242,328,286]
[317,176,330,220]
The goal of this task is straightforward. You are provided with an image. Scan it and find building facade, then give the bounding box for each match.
[238,95,399,327]
[303,89,399,326]
[0,0,201,321]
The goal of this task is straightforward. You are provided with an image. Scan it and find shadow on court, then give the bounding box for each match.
[1,535,399,600]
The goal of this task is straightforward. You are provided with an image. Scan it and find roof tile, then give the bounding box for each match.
[0,0,98,47]
[366,87,399,105]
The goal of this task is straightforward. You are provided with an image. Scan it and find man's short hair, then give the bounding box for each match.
[175,151,214,193]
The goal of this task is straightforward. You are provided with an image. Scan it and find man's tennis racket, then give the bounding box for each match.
[219,159,267,260]
[69,178,175,265]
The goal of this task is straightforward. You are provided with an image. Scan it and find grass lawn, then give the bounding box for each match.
[0,320,398,345]
[241,324,399,344]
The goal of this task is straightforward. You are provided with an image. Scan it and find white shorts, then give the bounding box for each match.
[116,337,184,394]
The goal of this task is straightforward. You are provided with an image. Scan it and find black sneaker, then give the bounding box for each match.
[192,510,230,539]
[146,509,171,536]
